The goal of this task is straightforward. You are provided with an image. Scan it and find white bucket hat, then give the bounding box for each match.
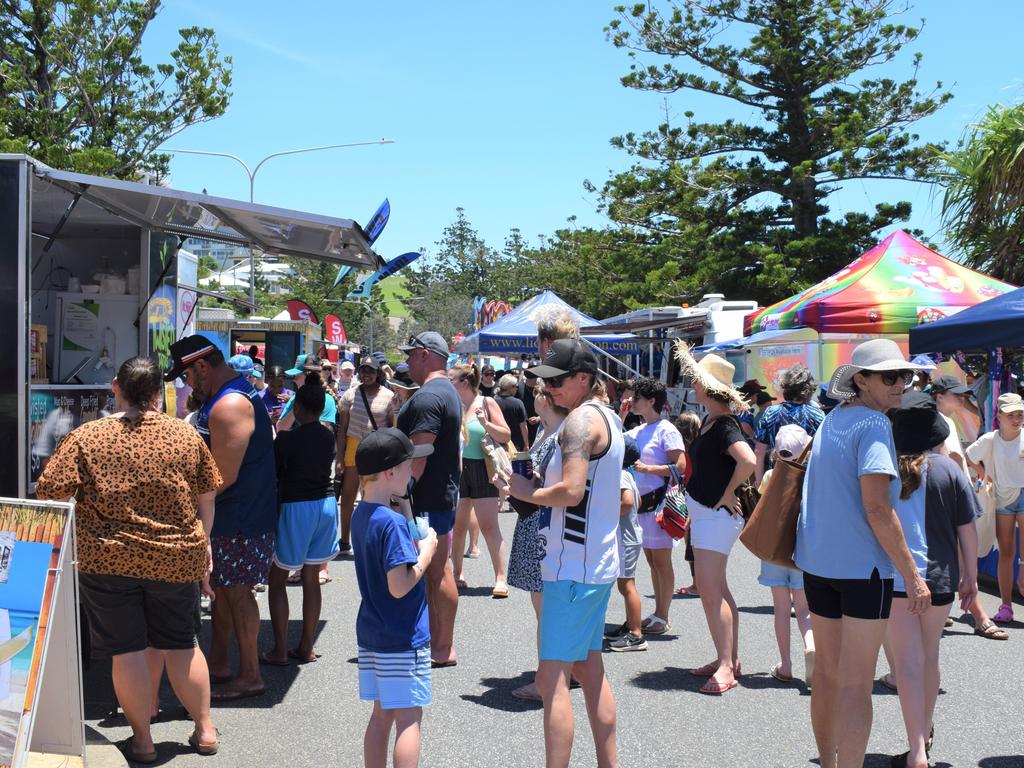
[827,339,924,400]
[674,341,749,412]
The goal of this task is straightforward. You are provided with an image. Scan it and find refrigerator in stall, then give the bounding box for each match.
[54,293,139,384]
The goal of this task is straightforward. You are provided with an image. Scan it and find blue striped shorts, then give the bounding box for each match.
[358,646,432,709]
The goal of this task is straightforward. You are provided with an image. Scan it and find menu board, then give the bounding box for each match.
[29,388,115,485]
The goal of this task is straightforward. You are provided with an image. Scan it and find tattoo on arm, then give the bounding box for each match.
[559,407,597,462]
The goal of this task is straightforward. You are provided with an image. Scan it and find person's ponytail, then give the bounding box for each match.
[305,370,323,389]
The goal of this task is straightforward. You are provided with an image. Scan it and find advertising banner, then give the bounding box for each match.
[0,499,75,768]
[286,300,319,324]
[324,314,346,345]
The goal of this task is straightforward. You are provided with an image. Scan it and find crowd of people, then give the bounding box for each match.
[31,316,1020,768]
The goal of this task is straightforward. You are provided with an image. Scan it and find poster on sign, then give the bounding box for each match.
[0,499,78,768]
[324,314,346,345]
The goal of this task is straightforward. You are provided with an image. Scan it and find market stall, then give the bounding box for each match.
[454,290,640,357]
[909,286,1024,582]
[2,153,381,500]
[737,230,1015,392]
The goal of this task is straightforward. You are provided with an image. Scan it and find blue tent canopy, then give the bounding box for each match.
[909,287,1024,354]
[455,290,640,355]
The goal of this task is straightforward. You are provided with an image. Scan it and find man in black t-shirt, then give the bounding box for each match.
[495,374,529,451]
[397,331,462,667]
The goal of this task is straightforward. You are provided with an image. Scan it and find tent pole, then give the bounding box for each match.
[581,338,641,377]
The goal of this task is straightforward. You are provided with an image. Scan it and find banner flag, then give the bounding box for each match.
[286,299,319,324]
[324,314,346,344]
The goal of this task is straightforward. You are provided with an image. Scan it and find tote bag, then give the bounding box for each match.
[739,439,812,569]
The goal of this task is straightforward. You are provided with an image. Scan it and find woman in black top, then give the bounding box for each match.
[676,346,756,696]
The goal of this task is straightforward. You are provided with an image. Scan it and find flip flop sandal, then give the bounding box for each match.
[210,686,266,702]
[118,737,157,764]
[188,730,219,756]
[641,615,670,635]
[770,663,794,683]
[455,578,468,589]
[689,662,720,677]
[258,652,289,667]
[975,620,1009,640]
[431,659,457,669]
[319,574,333,585]
[673,585,699,596]
[288,648,320,664]
[698,678,739,696]
[878,674,898,692]
[492,585,510,599]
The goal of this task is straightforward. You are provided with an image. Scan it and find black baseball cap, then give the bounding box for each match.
[528,338,599,379]
[165,335,219,381]
[358,356,380,371]
[927,375,969,395]
[356,428,434,475]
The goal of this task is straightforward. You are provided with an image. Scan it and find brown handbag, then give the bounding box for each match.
[738,439,813,569]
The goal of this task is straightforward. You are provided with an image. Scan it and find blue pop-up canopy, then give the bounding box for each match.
[455,290,640,355]
[909,286,1024,353]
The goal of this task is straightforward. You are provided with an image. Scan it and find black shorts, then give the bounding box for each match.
[803,568,894,620]
[893,590,956,607]
[79,573,201,657]
[459,458,499,499]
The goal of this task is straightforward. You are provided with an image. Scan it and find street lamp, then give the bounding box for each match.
[165,139,395,308]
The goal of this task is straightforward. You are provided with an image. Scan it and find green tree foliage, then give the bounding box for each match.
[0,0,232,178]
[596,0,951,304]
[940,103,1024,284]
[405,208,528,339]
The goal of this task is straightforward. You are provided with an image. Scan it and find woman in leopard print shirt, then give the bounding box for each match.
[36,356,222,761]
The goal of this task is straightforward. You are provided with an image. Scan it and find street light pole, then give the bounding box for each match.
[165,139,395,309]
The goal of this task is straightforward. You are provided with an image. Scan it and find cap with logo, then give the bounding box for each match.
[527,338,599,379]
[165,335,219,381]
[355,427,434,475]
[398,332,449,360]
[358,356,380,371]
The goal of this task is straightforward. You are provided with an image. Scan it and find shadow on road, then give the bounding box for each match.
[85,618,328,720]
[460,673,543,712]
[979,757,1024,767]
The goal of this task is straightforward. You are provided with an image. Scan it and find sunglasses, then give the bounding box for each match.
[869,369,914,387]
[542,372,572,388]
[404,335,428,352]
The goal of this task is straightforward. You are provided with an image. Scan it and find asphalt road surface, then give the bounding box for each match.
[84,512,1024,767]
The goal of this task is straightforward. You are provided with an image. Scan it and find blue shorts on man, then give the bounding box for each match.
[539,580,614,662]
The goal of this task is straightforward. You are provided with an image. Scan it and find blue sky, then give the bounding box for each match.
[148,1,1024,265]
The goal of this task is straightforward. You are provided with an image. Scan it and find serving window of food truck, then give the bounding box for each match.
[0,154,381,498]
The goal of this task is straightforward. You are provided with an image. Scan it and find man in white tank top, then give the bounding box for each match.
[504,339,623,768]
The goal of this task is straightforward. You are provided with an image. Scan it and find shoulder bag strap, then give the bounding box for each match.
[360,386,379,432]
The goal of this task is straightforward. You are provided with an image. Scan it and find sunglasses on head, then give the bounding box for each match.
[869,369,914,387]
[542,372,573,388]
[404,335,428,351]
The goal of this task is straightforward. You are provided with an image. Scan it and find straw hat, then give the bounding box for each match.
[673,341,749,412]
[827,339,924,400]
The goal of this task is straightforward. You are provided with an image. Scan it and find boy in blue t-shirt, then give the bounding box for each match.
[352,428,438,768]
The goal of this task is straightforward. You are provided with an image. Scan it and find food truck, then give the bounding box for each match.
[0,153,381,499]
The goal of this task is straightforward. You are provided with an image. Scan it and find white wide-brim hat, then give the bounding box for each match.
[673,341,749,412]
[827,339,925,400]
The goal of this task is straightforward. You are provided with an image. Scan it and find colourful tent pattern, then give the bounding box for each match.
[744,230,1015,336]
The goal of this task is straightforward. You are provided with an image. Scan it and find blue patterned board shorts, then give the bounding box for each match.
[211,530,274,587]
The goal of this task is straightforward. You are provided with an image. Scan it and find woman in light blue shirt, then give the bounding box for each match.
[796,339,931,768]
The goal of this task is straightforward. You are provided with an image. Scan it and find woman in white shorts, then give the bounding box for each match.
[675,346,756,696]
[626,377,687,636]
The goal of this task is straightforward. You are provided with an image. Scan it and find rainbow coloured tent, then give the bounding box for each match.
[743,231,1015,336]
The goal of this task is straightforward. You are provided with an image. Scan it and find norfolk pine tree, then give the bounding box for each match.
[601,0,951,304]
[0,0,232,179]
